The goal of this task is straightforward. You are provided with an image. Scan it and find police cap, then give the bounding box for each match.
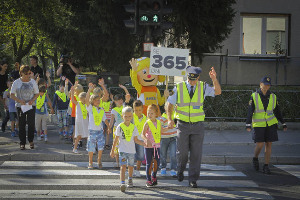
[261,76,271,85]
[186,66,202,80]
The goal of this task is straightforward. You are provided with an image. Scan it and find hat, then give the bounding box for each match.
[261,76,271,85]
[186,66,202,80]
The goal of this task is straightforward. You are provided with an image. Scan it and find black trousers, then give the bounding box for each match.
[1,110,10,129]
[17,107,36,146]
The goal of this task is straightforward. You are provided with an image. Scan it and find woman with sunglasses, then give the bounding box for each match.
[10,65,39,150]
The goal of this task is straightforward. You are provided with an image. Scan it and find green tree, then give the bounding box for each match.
[163,0,236,65]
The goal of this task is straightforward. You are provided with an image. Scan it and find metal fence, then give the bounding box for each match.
[48,84,300,121]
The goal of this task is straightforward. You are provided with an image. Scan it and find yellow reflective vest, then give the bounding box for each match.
[133,113,146,135]
[120,123,135,141]
[175,81,205,122]
[147,119,161,143]
[252,92,278,127]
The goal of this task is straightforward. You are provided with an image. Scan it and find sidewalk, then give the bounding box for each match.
[1,122,300,164]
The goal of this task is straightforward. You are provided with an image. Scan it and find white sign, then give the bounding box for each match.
[143,43,154,52]
[150,46,189,77]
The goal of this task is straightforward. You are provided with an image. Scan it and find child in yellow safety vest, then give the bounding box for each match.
[52,80,70,139]
[132,100,147,177]
[70,82,88,153]
[69,82,84,146]
[109,84,131,167]
[90,78,111,150]
[141,104,170,187]
[110,106,146,192]
[35,85,54,142]
[86,83,110,169]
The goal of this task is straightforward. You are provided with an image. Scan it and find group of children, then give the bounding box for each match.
[4,76,178,192]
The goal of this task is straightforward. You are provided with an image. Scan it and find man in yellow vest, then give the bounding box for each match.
[167,66,221,188]
[246,77,287,174]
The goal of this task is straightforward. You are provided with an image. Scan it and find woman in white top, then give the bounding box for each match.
[10,65,39,150]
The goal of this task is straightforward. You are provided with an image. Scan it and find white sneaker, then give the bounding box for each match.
[73,149,79,154]
[135,170,141,177]
[37,136,41,141]
[44,137,48,142]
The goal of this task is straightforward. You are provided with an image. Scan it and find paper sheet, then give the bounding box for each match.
[21,104,33,113]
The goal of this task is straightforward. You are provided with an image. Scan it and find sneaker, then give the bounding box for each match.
[135,170,141,177]
[34,130,37,135]
[127,179,133,188]
[160,168,166,176]
[37,136,42,141]
[1,126,5,133]
[152,177,157,186]
[263,165,271,174]
[11,132,16,137]
[252,157,259,171]
[170,170,177,177]
[120,184,126,192]
[40,131,44,138]
[44,137,48,142]
[15,129,19,136]
[146,180,153,187]
[73,149,79,154]
[60,135,64,140]
[79,140,83,148]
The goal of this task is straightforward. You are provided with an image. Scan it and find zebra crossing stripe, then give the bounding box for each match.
[0,179,258,187]
[275,165,300,178]
[0,190,274,199]
[0,161,236,171]
[0,169,246,177]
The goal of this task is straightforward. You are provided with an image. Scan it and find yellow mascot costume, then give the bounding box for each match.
[130,57,169,115]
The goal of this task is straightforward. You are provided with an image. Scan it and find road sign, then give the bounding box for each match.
[150,46,189,77]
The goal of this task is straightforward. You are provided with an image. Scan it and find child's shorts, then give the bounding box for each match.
[113,127,119,154]
[57,110,69,128]
[135,143,145,161]
[87,130,105,153]
[119,152,135,166]
[35,114,48,131]
[9,112,18,121]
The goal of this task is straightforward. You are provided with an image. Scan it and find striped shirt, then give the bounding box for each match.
[158,116,177,138]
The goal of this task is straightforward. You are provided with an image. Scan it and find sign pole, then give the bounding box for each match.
[165,76,169,102]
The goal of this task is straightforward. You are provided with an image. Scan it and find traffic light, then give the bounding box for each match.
[139,0,162,26]
[123,0,139,34]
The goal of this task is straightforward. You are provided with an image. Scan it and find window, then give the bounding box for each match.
[241,14,289,55]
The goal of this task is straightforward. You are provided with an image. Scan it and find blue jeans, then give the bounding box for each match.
[119,152,135,166]
[135,143,144,161]
[160,137,177,170]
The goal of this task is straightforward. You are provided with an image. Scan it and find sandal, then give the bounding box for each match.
[20,145,25,150]
[105,145,111,150]
[30,142,34,149]
[97,163,103,169]
[88,164,94,170]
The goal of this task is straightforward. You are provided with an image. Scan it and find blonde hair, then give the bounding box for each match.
[122,106,133,115]
[75,84,84,95]
[92,87,103,97]
[89,94,100,106]
[133,57,165,82]
[78,92,87,101]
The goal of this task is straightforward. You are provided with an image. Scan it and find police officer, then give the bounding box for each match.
[246,77,287,174]
[167,66,221,188]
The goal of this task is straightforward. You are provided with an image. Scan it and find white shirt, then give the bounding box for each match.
[87,105,107,131]
[10,78,39,107]
[75,103,89,138]
[115,124,139,154]
[111,108,123,127]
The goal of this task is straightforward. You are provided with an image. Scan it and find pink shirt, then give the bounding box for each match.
[145,120,161,148]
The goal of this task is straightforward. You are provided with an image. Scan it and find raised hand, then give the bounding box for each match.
[209,67,217,81]
[46,71,50,78]
[74,81,79,88]
[164,89,169,98]
[119,84,126,90]
[88,82,95,90]
[98,78,105,86]
[129,58,139,71]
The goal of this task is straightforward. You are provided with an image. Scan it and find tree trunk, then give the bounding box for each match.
[12,35,35,64]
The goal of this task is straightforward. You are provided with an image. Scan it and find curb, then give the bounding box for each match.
[1,154,300,165]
